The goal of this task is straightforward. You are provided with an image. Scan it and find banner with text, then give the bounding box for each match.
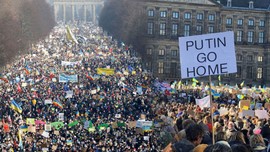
[59,74,78,83]
[179,31,237,79]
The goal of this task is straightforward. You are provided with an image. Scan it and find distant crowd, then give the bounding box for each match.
[0,22,270,152]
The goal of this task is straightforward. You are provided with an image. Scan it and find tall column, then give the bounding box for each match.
[63,4,66,23]
[72,4,75,22]
[92,4,96,24]
[84,5,87,23]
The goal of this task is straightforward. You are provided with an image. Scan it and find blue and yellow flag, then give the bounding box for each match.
[10,100,22,113]
[97,68,115,75]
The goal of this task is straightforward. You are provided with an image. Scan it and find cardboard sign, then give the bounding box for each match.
[128,121,137,129]
[26,118,35,125]
[239,100,251,110]
[265,102,270,110]
[54,131,59,135]
[28,125,36,133]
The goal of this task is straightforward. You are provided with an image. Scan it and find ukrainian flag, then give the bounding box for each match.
[20,125,28,132]
[10,100,22,113]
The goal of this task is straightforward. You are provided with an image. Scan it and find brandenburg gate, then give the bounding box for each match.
[53,0,104,24]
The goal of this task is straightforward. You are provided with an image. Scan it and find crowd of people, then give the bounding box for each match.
[1,22,270,152]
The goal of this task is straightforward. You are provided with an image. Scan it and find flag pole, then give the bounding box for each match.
[208,75,215,144]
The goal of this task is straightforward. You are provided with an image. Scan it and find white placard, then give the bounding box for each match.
[44,99,52,104]
[59,113,64,121]
[42,131,50,138]
[65,91,73,98]
[255,110,269,119]
[179,31,237,79]
[91,89,97,95]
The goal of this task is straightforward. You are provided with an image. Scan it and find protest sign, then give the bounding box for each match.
[136,120,153,131]
[45,124,51,131]
[218,108,228,116]
[44,99,52,104]
[28,125,36,133]
[58,113,64,121]
[265,102,270,110]
[255,103,263,110]
[179,31,237,78]
[239,100,251,110]
[59,74,78,83]
[97,68,115,75]
[65,90,73,98]
[128,121,137,129]
[255,110,269,119]
[239,110,255,118]
[195,96,210,109]
[26,118,35,125]
[42,131,50,138]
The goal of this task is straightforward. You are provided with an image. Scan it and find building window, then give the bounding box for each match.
[237,19,243,26]
[248,31,254,43]
[257,68,262,79]
[197,13,203,20]
[236,66,242,78]
[249,1,254,9]
[171,62,177,77]
[172,24,178,36]
[259,32,264,43]
[147,22,154,35]
[146,48,152,55]
[184,12,191,19]
[148,10,154,17]
[184,24,190,36]
[159,23,166,35]
[248,19,254,26]
[171,50,177,56]
[259,20,265,27]
[146,62,152,71]
[247,66,253,79]
[247,55,253,61]
[160,11,167,18]
[172,12,179,19]
[237,54,242,61]
[227,0,232,7]
[208,26,214,33]
[196,25,202,34]
[226,18,232,25]
[236,31,243,42]
[158,62,164,74]
[208,14,215,21]
[258,56,263,62]
[158,49,165,56]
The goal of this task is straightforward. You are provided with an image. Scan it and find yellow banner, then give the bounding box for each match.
[97,68,115,75]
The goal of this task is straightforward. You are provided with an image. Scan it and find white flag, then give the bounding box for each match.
[196,95,210,109]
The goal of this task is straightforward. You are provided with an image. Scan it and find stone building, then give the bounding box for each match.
[142,0,270,86]
[53,0,104,24]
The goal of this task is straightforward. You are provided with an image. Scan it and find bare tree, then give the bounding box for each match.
[0,0,55,68]
[99,0,146,55]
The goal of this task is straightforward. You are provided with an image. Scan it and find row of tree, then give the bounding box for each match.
[99,0,146,55]
[0,0,55,67]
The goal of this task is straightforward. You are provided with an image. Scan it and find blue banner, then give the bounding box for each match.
[59,74,78,83]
